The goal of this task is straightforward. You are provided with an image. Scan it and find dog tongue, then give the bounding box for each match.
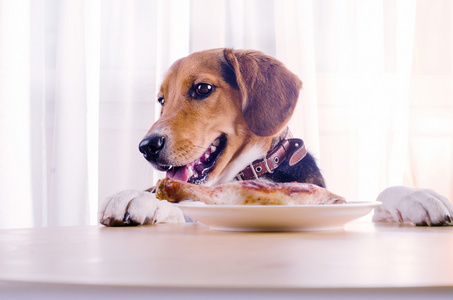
[166,165,191,182]
[164,139,217,182]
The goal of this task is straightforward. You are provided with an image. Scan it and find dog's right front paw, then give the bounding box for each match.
[373,186,453,226]
[99,190,185,226]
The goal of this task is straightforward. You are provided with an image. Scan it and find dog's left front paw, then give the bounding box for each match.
[99,190,185,226]
[372,186,453,226]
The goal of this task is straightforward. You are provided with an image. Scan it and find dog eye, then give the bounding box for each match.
[193,83,215,99]
[196,83,213,95]
[157,97,165,106]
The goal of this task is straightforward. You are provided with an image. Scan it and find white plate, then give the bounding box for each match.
[175,202,382,232]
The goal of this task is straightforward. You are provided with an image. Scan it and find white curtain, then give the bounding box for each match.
[0,0,452,229]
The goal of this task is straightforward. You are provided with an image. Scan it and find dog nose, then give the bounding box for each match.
[139,135,165,160]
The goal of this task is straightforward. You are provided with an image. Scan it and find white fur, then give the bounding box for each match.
[211,144,267,185]
[373,186,453,226]
[100,190,185,225]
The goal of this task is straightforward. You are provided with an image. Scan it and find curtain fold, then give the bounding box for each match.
[0,0,33,228]
[0,0,452,228]
[49,0,89,226]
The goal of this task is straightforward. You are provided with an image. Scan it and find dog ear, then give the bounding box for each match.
[223,49,302,136]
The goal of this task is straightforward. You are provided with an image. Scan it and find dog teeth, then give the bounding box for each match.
[212,139,220,147]
[204,154,210,160]
[187,166,194,178]
[210,146,217,153]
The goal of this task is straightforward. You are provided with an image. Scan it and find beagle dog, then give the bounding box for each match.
[100,48,452,227]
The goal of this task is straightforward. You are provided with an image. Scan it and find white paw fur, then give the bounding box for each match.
[99,190,185,226]
[372,186,453,226]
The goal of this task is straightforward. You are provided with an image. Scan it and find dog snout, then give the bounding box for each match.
[139,135,165,161]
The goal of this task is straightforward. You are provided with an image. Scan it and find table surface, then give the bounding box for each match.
[0,221,452,291]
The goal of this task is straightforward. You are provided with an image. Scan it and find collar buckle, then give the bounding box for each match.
[235,138,307,181]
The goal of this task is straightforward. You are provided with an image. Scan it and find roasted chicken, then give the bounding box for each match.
[155,178,346,205]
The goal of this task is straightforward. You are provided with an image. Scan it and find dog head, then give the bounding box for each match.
[139,49,302,185]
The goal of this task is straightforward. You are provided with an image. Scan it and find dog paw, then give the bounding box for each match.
[99,190,185,226]
[372,186,453,226]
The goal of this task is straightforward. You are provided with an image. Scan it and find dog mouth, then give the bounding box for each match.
[164,134,227,184]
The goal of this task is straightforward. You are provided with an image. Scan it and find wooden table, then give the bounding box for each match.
[0,221,452,299]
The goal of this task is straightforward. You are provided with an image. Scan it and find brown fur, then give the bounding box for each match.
[223,49,302,136]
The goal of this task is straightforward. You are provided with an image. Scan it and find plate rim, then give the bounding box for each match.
[174,201,381,232]
[174,201,382,209]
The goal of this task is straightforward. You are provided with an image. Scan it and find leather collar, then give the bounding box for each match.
[235,138,307,181]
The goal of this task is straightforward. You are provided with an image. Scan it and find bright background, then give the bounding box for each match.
[0,0,452,228]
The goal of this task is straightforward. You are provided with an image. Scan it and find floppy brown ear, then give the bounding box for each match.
[223,49,302,136]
